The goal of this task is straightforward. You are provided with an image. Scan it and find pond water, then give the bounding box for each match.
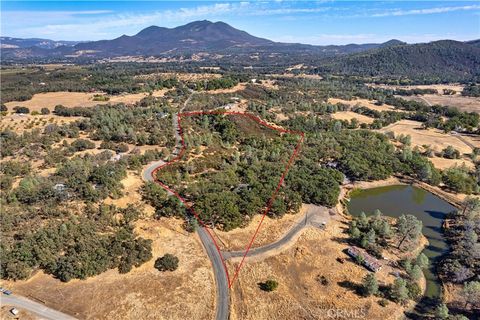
[347,184,457,298]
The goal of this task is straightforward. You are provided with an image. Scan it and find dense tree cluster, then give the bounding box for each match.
[462,83,480,97]
[0,204,152,281]
[441,198,480,284]
[154,114,307,230]
[348,210,392,258]
[1,64,178,103]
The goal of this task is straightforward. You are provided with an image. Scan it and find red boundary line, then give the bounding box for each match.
[150,111,304,288]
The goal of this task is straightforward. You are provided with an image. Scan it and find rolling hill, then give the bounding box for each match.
[314,40,480,80]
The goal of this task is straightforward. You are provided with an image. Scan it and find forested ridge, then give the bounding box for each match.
[313,40,480,82]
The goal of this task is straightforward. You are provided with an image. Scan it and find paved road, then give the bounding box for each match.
[223,204,330,260]
[142,92,230,320]
[1,294,77,320]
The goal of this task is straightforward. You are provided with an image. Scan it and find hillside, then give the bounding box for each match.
[314,40,480,81]
[1,20,408,59]
[0,37,81,49]
[72,20,273,56]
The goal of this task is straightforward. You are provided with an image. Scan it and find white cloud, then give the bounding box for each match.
[371,5,480,17]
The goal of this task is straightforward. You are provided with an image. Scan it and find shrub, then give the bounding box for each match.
[406,281,422,300]
[259,279,278,292]
[41,108,50,115]
[93,94,110,101]
[14,106,30,114]
[442,146,461,159]
[154,254,179,272]
[378,299,389,307]
[70,139,96,152]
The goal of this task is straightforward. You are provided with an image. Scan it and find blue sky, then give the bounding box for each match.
[1,1,479,44]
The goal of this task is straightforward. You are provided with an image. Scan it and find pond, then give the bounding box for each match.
[347,184,457,299]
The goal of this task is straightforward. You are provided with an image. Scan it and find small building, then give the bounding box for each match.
[10,308,19,315]
[347,246,382,272]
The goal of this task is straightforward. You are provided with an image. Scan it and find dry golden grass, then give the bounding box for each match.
[5,90,168,111]
[104,172,147,210]
[328,98,397,112]
[429,157,475,170]
[379,120,474,154]
[0,114,82,133]
[1,306,38,320]
[400,95,480,113]
[205,83,247,94]
[6,218,215,320]
[135,72,221,81]
[331,111,375,124]
[5,92,106,110]
[368,83,465,93]
[229,219,413,320]
[214,205,309,251]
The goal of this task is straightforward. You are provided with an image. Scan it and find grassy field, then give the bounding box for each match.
[379,120,475,154]
[328,98,398,112]
[399,95,480,113]
[230,218,417,320]
[331,111,375,124]
[5,89,168,111]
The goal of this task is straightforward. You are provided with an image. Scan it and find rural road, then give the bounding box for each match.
[222,204,330,261]
[143,159,230,320]
[1,294,77,320]
[143,92,230,320]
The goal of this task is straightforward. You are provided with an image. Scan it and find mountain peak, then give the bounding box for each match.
[380,39,406,48]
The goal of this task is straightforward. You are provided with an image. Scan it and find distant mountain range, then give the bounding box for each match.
[1,20,410,59]
[0,36,82,49]
[1,20,479,80]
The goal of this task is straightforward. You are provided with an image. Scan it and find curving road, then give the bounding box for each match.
[222,204,330,261]
[1,294,77,320]
[142,160,230,320]
[142,93,230,320]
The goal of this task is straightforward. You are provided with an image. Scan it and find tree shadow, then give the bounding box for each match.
[424,210,446,220]
[331,236,351,245]
[337,280,363,296]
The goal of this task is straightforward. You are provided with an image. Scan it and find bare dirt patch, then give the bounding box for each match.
[6,218,215,320]
[331,111,375,124]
